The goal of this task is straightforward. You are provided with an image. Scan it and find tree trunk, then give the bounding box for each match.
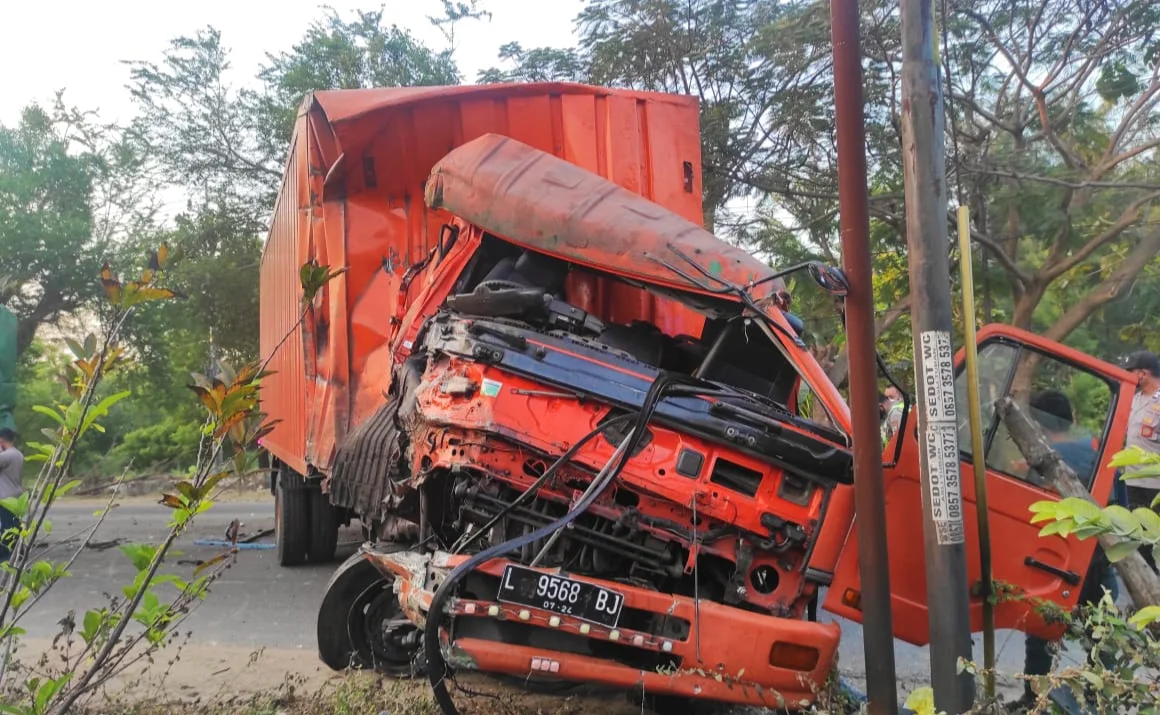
[826,292,911,388]
[997,397,1160,611]
[1009,280,1046,331]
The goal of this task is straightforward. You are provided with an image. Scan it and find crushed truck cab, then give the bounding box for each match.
[258,84,1140,712]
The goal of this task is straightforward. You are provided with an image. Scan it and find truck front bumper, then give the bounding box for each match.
[365,547,841,710]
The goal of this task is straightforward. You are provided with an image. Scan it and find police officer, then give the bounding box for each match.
[1121,350,1160,514]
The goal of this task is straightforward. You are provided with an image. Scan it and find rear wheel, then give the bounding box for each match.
[308,486,339,563]
[317,550,419,675]
[274,470,309,566]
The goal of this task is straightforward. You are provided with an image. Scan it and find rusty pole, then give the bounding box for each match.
[829,1,899,713]
[899,0,975,710]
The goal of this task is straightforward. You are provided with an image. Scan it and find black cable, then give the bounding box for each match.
[452,413,636,555]
[423,372,702,715]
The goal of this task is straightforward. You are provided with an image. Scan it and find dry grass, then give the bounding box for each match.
[83,672,647,715]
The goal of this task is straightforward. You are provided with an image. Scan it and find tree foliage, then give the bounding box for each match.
[0,106,99,356]
[251,7,460,167]
[127,7,466,220]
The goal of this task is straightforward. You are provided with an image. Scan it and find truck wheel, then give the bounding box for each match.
[317,550,419,675]
[308,486,339,563]
[275,471,310,566]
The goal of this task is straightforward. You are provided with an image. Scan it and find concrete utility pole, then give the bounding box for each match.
[898,0,975,711]
[829,0,900,712]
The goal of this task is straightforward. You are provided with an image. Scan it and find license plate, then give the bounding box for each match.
[497,564,624,628]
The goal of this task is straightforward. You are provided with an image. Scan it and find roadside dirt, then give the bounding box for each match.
[19,639,650,715]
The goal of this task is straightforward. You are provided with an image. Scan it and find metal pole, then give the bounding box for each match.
[957,206,995,697]
[829,1,900,713]
[899,0,975,710]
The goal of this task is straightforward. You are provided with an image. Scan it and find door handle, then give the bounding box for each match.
[1024,557,1081,586]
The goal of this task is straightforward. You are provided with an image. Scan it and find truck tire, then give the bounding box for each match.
[317,549,418,675]
[308,486,339,563]
[275,470,310,566]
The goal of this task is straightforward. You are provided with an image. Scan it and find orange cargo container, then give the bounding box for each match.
[259,83,708,560]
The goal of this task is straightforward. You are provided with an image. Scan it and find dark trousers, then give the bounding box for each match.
[1126,486,1158,571]
[0,504,20,562]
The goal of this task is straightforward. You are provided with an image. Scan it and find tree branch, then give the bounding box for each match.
[826,292,912,388]
[961,9,1086,170]
[1042,191,1160,282]
[1042,228,1160,344]
[962,164,1160,191]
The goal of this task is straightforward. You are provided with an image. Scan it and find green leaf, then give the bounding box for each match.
[1103,540,1140,563]
[1133,508,1160,538]
[1103,504,1139,536]
[195,471,232,500]
[34,674,70,715]
[80,610,103,645]
[1109,446,1160,468]
[1059,497,1105,525]
[1128,605,1160,629]
[1120,465,1160,481]
[30,405,64,425]
[11,587,31,610]
[54,480,83,500]
[79,390,131,436]
[118,543,158,572]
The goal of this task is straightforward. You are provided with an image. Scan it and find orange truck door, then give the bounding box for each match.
[824,325,1135,644]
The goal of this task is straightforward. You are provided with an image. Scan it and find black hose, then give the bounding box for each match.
[453,413,636,555]
[424,372,702,715]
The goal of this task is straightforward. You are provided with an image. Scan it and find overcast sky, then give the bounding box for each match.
[0,0,584,126]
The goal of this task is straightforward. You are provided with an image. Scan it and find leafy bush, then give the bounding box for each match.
[0,248,292,714]
[105,416,204,472]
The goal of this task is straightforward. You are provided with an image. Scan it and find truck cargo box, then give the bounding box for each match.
[259,83,708,477]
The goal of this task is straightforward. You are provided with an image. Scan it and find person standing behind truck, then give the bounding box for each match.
[0,428,24,562]
[1119,351,1160,572]
[881,386,904,445]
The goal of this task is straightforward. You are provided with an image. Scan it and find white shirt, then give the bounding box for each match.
[0,447,24,500]
[1124,388,1160,490]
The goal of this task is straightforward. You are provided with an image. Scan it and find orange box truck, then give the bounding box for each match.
[259,82,1138,712]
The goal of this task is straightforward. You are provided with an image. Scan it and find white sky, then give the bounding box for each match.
[0,0,585,126]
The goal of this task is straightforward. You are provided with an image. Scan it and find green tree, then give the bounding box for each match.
[250,7,461,169]
[478,42,590,83]
[128,6,470,221]
[0,106,99,356]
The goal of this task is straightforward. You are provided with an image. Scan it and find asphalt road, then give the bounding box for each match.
[24,499,1049,699]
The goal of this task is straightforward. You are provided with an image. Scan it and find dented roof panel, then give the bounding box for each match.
[425,133,787,301]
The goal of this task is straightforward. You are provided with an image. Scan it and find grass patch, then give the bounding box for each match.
[78,672,634,715]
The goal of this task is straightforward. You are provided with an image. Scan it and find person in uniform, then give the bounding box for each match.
[1121,351,1160,511]
[1121,350,1160,571]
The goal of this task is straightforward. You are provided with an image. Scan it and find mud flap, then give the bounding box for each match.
[328,394,404,521]
[329,355,425,524]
